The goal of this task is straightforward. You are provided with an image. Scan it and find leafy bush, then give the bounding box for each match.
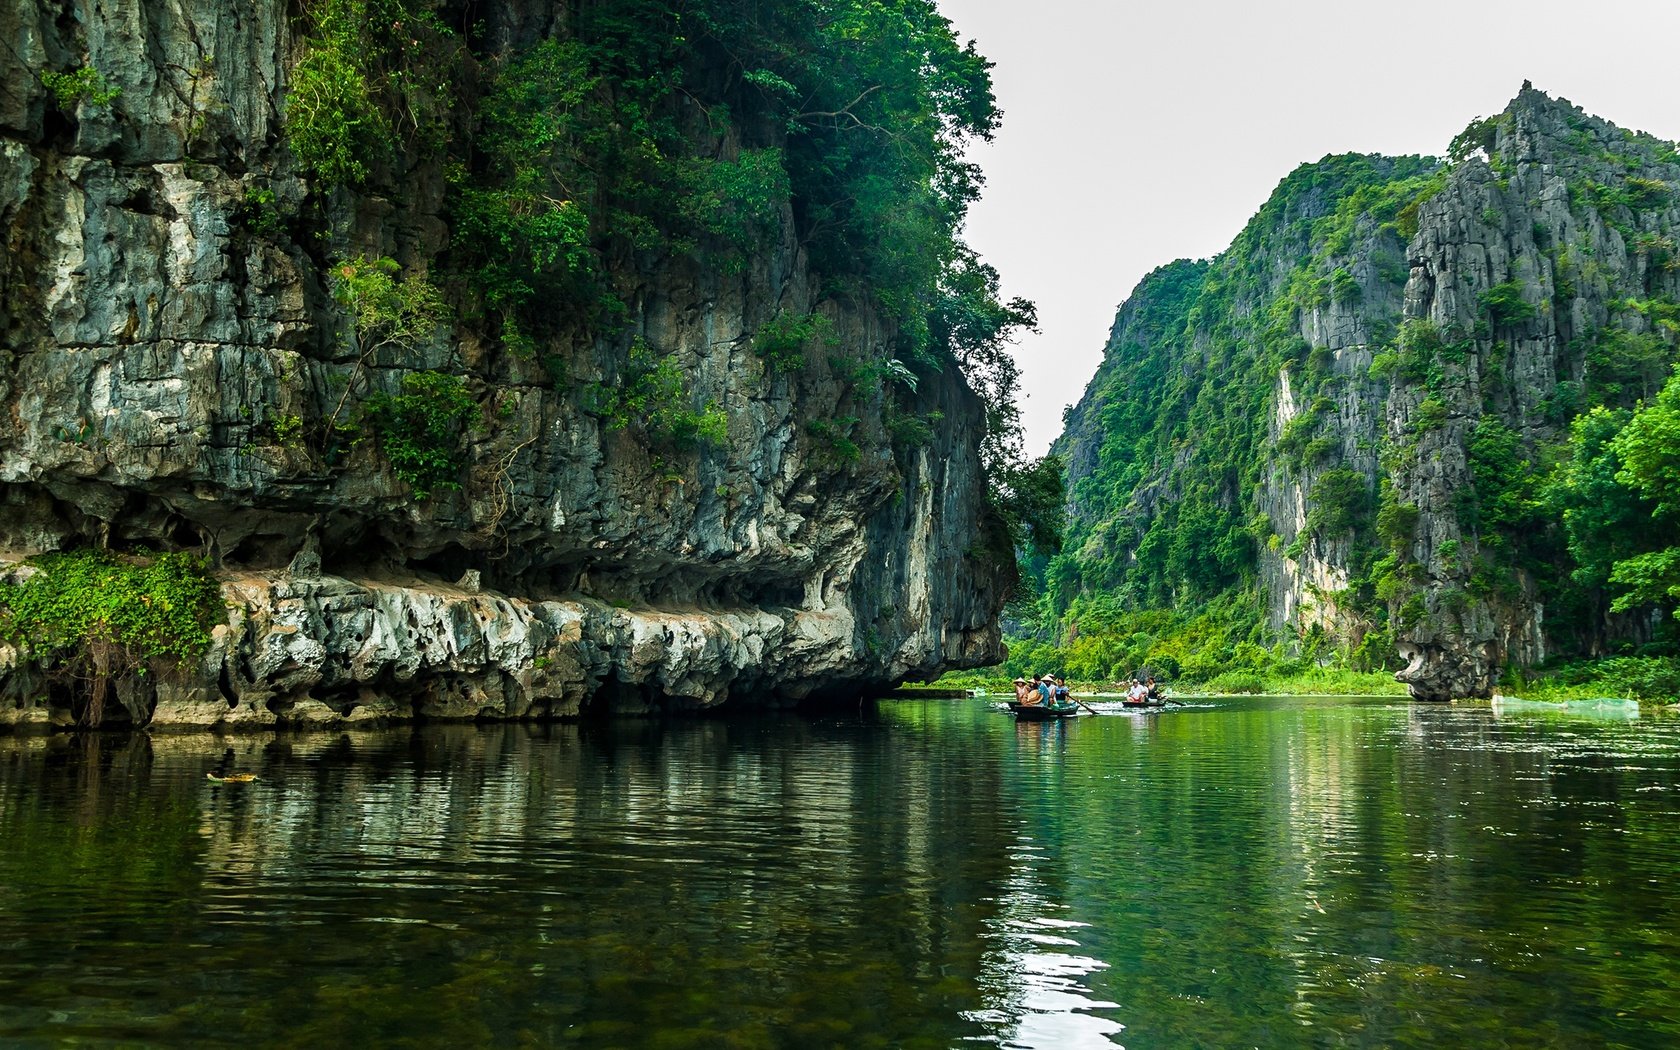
[41,67,121,109]
[1448,115,1500,162]
[1479,280,1537,327]
[1204,671,1265,694]
[753,311,831,372]
[1412,397,1449,433]
[284,0,458,185]
[1376,498,1419,549]
[589,342,729,453]
[330,256,448,352]
[1599,656,1680,700]
[366,371,481,498]
[0,549,222,726]
[1308,469,1371,537]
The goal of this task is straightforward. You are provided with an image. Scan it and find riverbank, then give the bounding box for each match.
[934,655,1680,704]
[930,667,1407,697]
[1494,657,1680,703]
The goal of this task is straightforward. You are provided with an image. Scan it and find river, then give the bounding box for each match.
[1,696,1678,1047]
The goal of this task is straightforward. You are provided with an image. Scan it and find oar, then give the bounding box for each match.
[1072,694,1102,716]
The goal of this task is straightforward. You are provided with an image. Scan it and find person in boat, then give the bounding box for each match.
[1054,677,1071,704]
[1038,675,1056,706]
[1014,677,1038,706]
[1145,674,1161,701]
[1126,679,1150,704]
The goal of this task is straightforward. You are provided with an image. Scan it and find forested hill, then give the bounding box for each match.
[1046,86,1680,701]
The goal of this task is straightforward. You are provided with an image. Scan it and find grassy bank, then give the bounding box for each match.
[1494,657,1680,703]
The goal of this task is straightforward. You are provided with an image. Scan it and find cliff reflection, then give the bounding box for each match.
[0,713,1021,1047]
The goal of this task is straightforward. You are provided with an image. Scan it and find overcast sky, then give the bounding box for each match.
[937,0,1680,456]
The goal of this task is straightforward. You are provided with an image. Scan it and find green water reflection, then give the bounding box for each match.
[1,697,1679,1047]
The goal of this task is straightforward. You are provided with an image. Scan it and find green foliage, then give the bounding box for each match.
[287,18,383,184]
[330,256,448,350]
[41,66,121,109]
[1547,407,1650,589]
[284,0,458,185]
[236,187,286,238]
[0,549,222,725]
[1330,267,1361,304]
[1203,671,1265,694]
[805,417,862,466]
[993,454,1066,558]
[1586,327,1671,405]
[1412,396,1449,432]
[446,38,605,336]
[0,549,221,666]
[1478,280,1537,327]
[1307,469,1371,537]
[589,342,729,453]
[678,148,792,253]
[1598,367,1680,614]
[365,371,480,498]
[1464,419,1543,542]
[1375,497,1420,550]
[753,311,832,372]
[1612,367,1680,517]
[1509,656,1680,702]
[1448,115,1500,163]
[885,408,942,448]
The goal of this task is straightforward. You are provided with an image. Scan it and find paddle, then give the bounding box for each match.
[1071,694,1102,716]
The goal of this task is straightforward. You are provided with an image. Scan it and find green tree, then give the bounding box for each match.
[1607,368,1680,613]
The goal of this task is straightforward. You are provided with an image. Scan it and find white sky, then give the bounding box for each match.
[938,0,1680,456]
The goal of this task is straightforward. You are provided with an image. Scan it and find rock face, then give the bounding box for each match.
[1057,87,1680,700]
[0,0,1010,727]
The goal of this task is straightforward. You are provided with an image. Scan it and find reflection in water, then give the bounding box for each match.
[1,699,1680,1047]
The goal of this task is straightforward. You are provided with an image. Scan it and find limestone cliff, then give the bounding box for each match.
[1056,86,1680,699]
[0,0,1013,727]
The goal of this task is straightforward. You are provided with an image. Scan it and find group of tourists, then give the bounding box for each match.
[1013,674,1072,708]
[1126,675,1161,704]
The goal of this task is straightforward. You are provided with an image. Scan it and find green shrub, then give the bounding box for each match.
[41,67,121,109]
[1330,267,1361,305]
[366,371,481,498]
[0,549,222,726]
[1599,656,1680,700]
[284,0,458,186]
[1479,280,1537,327]
[806,416,863,464]
[1308,468,1371,537]
[753,311,832,372]
[1412,396,1449,433]
[589,342,729,453]
[1204,670,1265,694]
[1376,498,1420,549]
[330,256,448,351]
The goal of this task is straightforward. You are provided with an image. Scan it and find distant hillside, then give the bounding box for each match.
[1051,85,1680,699]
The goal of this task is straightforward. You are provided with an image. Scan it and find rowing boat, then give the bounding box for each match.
[1008,702,1081,721]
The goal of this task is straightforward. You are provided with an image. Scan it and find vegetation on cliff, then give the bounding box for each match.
[0,552,222,726]
[279,0,1053,530]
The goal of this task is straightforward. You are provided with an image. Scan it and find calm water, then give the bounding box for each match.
[2,696,1680,1048]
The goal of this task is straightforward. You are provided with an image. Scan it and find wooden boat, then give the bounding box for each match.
[1008,702,1080,721]
[1120,696,1172,709]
